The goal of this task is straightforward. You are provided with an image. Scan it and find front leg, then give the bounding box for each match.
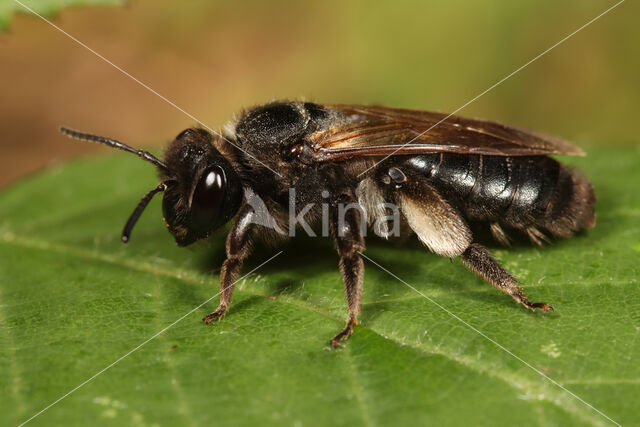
[203,204,256,324]
[330,194,365,347]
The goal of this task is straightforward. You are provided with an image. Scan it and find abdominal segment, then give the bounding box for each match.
[400,153,595,244]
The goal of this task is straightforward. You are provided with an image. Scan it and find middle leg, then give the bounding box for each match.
[330,194,365,347]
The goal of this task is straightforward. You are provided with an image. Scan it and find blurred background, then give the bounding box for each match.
[0,0,637,188]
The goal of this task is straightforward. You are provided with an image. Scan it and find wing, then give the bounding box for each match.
[308,105,584,161]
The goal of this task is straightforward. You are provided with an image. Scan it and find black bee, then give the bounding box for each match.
[61,101,595,347]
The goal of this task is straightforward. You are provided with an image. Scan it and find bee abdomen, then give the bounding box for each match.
[404,153,595,242]
[538,165,595,238]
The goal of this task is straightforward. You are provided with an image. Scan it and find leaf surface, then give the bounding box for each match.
[0,146,638,426]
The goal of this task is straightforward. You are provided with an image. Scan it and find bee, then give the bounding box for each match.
[61,101,595,347]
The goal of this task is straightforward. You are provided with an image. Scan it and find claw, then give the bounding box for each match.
[532,302,554,313]
[330,317,357,348]
[514,290,553,313]
[203,305,227,324]
[525,300,554,313]
[330,338,344,349]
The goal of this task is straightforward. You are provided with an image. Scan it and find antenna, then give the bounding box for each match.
[59,126,168,170]
[121,182,167,243]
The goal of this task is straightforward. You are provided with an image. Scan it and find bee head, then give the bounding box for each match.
[59,126,243,246]
[160,128,243,246]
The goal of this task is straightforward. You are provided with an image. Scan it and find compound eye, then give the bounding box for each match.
[190,166,226,231]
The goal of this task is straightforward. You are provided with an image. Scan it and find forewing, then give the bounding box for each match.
[308,105,584,161]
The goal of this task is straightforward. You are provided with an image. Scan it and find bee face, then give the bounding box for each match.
[161,128,243,246]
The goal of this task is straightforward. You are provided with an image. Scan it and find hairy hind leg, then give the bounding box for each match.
[460,243,553,312]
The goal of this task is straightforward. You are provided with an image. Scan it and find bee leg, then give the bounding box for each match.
[203,205,256,324]
[460,243,553,312]
[329,194,365,348]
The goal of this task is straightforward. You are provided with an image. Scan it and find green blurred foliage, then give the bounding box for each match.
[0,0,123,30]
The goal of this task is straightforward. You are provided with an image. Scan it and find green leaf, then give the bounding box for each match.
[0,146,638,426]
[0,0,123,31]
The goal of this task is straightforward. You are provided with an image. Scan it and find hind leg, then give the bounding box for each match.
[461,243,553,312]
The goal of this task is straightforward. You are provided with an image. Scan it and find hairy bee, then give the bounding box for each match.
[61,101,595,346]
